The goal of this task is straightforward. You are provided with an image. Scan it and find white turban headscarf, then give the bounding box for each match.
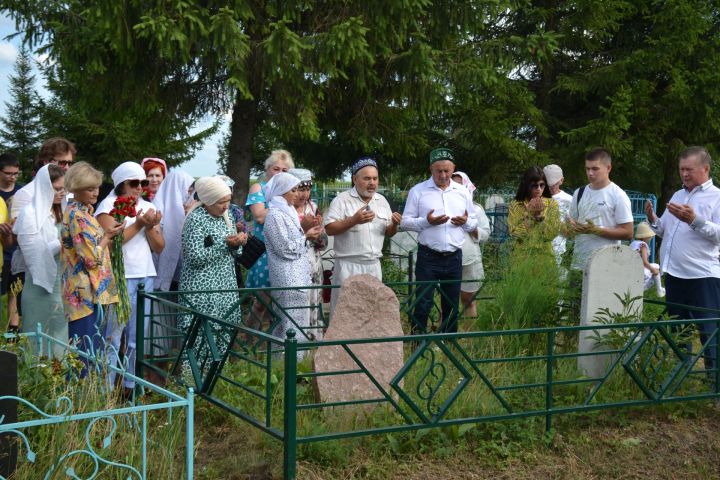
[264,172,301,227]
[111,161,146,187]
[193,176,233,231]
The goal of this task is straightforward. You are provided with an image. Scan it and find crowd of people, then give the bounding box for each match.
[1,137,718,387]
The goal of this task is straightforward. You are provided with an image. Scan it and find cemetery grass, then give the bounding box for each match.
[0,337,187,479]
[195,254,720,479]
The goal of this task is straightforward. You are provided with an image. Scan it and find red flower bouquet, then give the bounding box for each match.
[109,196,137,325]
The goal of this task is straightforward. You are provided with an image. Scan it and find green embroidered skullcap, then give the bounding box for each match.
[429,147,454,164]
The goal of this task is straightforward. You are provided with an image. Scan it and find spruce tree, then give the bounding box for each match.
[0,46,43,171]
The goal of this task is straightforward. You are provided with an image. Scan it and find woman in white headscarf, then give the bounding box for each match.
[263,172,323,345]
[178,177,247,375]
[148,168,195,358]
[96,161,165,394]
[451,171,491,318]
[14,164,66,356]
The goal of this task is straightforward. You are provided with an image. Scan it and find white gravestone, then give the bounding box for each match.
[578,245,644,378]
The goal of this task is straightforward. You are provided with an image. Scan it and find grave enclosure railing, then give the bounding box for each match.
[138,284,719,480]
[0,327,195,480]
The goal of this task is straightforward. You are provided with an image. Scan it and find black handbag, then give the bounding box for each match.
[236,235,266,269]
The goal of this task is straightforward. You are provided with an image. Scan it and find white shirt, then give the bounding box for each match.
[96,196,157,278]
[10,181,34,219]
[401,177,478,252]
[325,187,392,261]
[651,179,720,279]
[551,190,573,257]
[460,202,490,265]
[569,182,633,270]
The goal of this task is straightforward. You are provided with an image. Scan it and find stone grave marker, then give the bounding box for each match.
[0,350,18,477]
[578,244,644,378]
[313,274,404,405]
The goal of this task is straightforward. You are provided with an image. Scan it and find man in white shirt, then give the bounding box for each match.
[324,157,402,313]
[544,164,573,265]
[568,147,633,272]
[401,148,477,334]
[645,146,720,371]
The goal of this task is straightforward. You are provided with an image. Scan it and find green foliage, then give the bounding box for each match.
[0,47,44,171]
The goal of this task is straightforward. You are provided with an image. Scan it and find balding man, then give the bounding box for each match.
[324,157,402,313]
[401,148,477,334]
[646,146,720,373]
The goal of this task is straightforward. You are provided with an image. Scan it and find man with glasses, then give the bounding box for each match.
[568,147,633,273]
[0,153,22,335]
[325,157,402,314]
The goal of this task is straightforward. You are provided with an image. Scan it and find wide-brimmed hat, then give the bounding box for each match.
[635,221,655,239]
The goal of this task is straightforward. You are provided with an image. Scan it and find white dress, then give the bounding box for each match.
[264,206,312,343]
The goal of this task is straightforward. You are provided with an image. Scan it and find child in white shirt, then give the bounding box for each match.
[630,221,665,297]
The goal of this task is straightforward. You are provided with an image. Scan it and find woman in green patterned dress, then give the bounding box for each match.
[178,177,247,379]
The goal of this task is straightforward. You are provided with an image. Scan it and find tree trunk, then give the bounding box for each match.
[659,140,683,213]
[227,96,258,206]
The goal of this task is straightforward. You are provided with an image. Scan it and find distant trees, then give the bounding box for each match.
[0,47,44,171]
[2,0,720,203]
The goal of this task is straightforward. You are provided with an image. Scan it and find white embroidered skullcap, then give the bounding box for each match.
[543,164,563,186]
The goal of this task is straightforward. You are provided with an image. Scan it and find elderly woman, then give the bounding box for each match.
[141,157,167,201]
[508,166,561,251]
[245,150,294,326]
[450,172,491,318]
[15,164,66,356]
[62,162,124,376]
[97,162,164,392]
[178,177,247,372]
[264,173,323,346]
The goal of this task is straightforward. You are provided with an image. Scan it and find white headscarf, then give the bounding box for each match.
[111,161,146,187]
[193,176,233,231]
[452,171,476,195]
[264,172,301,226]
[13,165,61,293]
[152,168,194,291]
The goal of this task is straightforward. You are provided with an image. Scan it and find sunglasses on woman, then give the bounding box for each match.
[530,182,546,189]
[127,179,150,188]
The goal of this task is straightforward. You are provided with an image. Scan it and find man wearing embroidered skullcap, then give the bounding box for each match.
[324,156,402,314]
[401,147,477,334]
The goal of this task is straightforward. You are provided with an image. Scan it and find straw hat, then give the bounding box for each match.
[635,221,655,240]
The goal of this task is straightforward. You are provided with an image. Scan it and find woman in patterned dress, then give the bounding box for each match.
[178,177,247,376]
[263,173,323,348]
[244,150,294,328]
[61,162,124,377]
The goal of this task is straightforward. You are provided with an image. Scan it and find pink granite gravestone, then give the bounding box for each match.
[313,274,404,404]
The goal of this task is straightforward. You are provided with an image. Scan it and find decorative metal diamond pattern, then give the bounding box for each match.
[390,340,472,424]
[622,325,690,399]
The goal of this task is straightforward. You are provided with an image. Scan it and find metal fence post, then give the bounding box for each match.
[283,330,298,480]
[186,388,195,480]
[136,283,146,385]
[408,251,414,298]
[545,330,555,433]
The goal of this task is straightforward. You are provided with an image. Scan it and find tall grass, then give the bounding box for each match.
[1,338,187,479]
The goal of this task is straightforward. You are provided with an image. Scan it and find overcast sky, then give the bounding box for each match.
[0,13,222,177]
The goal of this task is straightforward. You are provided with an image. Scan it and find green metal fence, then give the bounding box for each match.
[137,285,718,479]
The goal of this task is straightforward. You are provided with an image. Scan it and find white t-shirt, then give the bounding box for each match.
[95,196,157,278]
[569,182,633,270]
[551,190,574,259]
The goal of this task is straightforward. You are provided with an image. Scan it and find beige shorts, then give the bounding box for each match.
[461,262,484,293]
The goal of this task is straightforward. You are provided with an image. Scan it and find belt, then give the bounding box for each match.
[419,244,457,257]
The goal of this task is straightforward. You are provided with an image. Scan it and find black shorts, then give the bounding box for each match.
[1,255,23,296]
